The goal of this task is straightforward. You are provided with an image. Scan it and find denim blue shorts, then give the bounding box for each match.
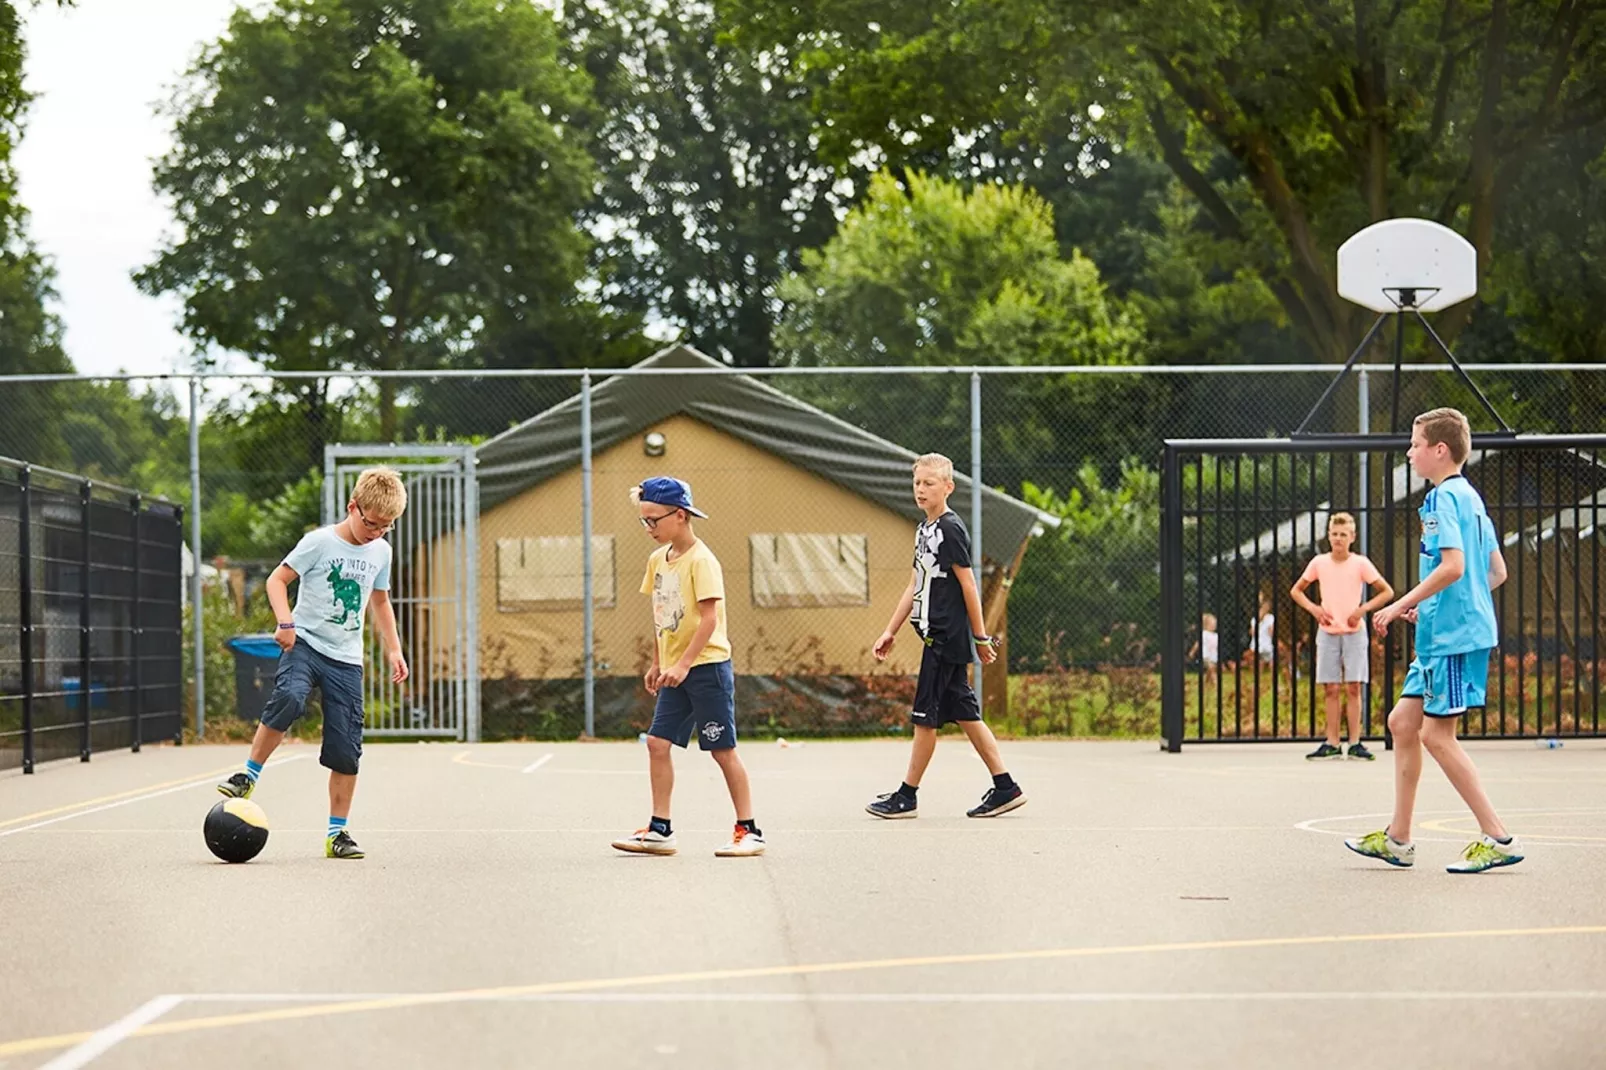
[260,640,366,774]
[649,660,738,751]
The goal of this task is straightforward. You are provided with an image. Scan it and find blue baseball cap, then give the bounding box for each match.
[637,476,708,518]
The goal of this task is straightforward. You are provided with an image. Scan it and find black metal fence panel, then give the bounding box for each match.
[1162,435,1605,750]
[0,459,184,773]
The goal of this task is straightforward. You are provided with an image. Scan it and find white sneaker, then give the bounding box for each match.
[1344,828,1415,867]
[1446,834,1523,873]
[612,827,677,855]
[714,825,767,857]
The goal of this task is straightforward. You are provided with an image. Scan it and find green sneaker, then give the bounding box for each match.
[216,772,255,799]
[1447,835,1523,874]
[325,830,365,859]
[1344,828,1415,867]
[1346,742,1376,761]
[1306,743,1344,761]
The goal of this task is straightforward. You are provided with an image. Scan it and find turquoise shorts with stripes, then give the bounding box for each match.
[1401,649,1491,718]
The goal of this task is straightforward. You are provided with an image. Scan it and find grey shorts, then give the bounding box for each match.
[1315,629,1369,684]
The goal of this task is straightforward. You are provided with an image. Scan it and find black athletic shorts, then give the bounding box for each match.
[911,644,981,728]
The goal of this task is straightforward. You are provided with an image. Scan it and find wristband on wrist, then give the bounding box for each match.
[277,622,296,630]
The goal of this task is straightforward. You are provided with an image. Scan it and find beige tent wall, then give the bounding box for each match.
[475,414,956,680]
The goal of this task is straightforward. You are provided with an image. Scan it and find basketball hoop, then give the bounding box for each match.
[1294,218,1512,436]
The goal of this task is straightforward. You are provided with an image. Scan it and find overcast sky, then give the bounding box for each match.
[17,0,242,378]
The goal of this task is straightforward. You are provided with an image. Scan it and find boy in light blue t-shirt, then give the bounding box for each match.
[216,468,409,859]
[1346,409,1521,874]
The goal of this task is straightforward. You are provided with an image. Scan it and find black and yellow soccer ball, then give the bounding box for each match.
[204,798,270,863]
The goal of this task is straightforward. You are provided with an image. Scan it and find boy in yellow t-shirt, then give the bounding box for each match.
[611,477,764,858]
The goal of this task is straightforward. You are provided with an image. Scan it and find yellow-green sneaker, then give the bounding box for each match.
[325,830,365,859]
[1344,828,1414,867]
[1447,835,1522,874]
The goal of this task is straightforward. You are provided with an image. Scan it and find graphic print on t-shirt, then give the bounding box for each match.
[652,568,686,638]
[911,520,947,638]
[326,562,365,630]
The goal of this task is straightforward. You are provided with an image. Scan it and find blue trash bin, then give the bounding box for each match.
[225,635,283,721]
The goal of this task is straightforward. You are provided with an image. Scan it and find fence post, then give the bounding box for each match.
[79,479,92,762]
[172,504,184,745]
[189,375,204,740]
[463,448,481,744]
[581,372,595,739]
[970,370,984,713]
[19,465,33,774]
[1160,444,1185,752]
[131,493,142,754]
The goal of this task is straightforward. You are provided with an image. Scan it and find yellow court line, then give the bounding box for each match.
[4,924,1605,1057]
[0,763,245,829]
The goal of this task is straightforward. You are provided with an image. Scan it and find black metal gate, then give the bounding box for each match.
[0,459,185,773]
[1160,434,1605,751]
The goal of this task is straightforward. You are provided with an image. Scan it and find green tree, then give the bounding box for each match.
[565,0,849,366]
[775,171,1148,488]
[731,0,1606,363]
[136,0,599,444]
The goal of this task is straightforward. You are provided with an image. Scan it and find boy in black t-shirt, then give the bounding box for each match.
[866,454,1026,819]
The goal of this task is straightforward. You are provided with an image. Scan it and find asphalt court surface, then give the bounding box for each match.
[4,738,1605,1069]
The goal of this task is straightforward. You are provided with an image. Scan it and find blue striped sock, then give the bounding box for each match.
[244,759,264,784]
[327,816,347,841]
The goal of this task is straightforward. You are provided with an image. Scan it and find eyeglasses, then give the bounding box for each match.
[354,504,393,536]
[639,510,680,530]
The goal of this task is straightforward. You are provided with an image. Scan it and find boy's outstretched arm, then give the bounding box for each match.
[952,565,997,665]
[368,590,409,683]
[1375,548,1464,635]
[873,570,917,661]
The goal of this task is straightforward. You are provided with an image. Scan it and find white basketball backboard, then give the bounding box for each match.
[1336,218,1477,313]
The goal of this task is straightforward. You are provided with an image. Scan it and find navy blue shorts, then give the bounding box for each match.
[911,645,981,728]
[649,661,738,751]
[260,640,365,774]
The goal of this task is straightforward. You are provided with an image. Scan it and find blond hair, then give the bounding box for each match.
[1328,511,1356,529]
[913,453,954,482]
[1414,407,1472,464]
[351,467,407,518]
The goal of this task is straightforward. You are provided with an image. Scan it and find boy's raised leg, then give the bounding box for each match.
[218,723,286,799]
[1420,719,1507,838]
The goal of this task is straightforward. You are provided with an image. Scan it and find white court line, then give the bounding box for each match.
[0,756,309,839]
[1294,807,1606,848]
[521,753,554,774]
[39,995,182,1070]
[181,990,1606,1005]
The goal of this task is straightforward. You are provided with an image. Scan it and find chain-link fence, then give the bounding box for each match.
[0,355,1599,743]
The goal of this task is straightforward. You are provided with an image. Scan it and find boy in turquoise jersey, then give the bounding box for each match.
[1346,409,1520,874]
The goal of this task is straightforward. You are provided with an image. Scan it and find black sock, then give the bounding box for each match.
[1495,835,1513,845]
[649,816,672,837]
[896,782,919,799]
[992,772,1017,791]
[737,818,761,836]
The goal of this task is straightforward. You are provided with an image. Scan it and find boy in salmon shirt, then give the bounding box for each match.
[1290,512,1394,760]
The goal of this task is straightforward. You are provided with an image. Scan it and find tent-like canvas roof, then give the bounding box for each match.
[476,346,1056,558]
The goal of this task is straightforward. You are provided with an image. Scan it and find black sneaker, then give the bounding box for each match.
[865,791,918,820]
[1306,743,1344,761]
[967,784,1026,818]
[325,830,365,859]
[216,772,255,799]
[1347,742,1376,761]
